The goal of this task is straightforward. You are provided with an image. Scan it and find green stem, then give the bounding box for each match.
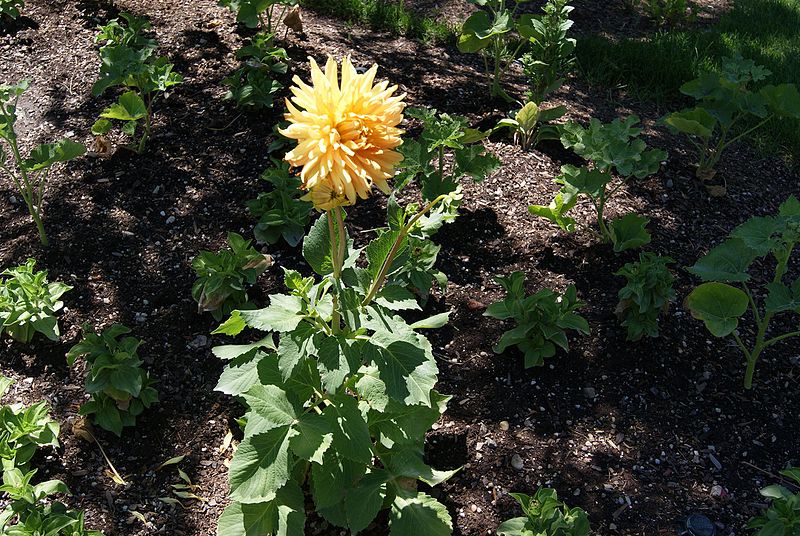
[7,133,48,245]
[327,211,342,334]
[137,93,153,154]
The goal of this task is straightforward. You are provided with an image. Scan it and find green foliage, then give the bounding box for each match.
[192,232,273,321]
[485,272,588,368]
[664,54,800,180]
[398,107,499,221]
[219,0,298,32]
[614,252,675,341]
[518,0,576,104]
[0,0,23,20]
[0,82,86,246]
[497,488,590,536]
[748,468,800,536]
[495,101,566,150]
[66,325,159,437]
[246,161,312,246]
[0,259,71,344]
[0,377,59,473]
[685,196,800,389]
[224,32,288,109]
[92,13,183,154]
[211,198,455,535]
[530,115,665,249]
[628,0,697,27]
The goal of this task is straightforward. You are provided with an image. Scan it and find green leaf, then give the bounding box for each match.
[608,213,651,252]
[22,139,86,172]
[687,238,757,282]
[100,91,147,121]
[366,332,437,406]
[289,413,332,464]
[215,351,273,397]
[730,216,783,256]
[375,285,421,312]
[345,470,389,533]
[496,517,527,536]
[529,186,578,232]
[213,336,276,360]
[229,425,297,504]
[686,282,749,337]
[91,119,113,135]
[390,492,452,536]
[216,481,305,536]
[303,213,334,275]
[213,311,247,336]
[241,384,298,436]
[765,280,800,314]
[240,294,305,333]
[409,312,450,330]
[664,108,717,139]
[323,394,373,465]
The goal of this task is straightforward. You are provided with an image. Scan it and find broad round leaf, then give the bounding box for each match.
[686,282,748,337]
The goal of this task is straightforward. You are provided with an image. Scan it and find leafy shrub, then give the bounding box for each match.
[748,467,800,535]
[495,101,566,150]
[627,0,697,27]
[0,376,60,473]
[91,13,183,154]
[664,54,800,182]
[530,115,666,251]
[246,161,312,246]
[0,259,71,343]
[224,32,288,109]
[0,0,23,21]
[67,325,159,437]
[498,487,590,536]
[485,271,589,368]
[398,106,499,213]
[518,0,576,104]
[458,0,575,101]
[685,196,800,389]
[1,82,86,246]
[192,232,273,320]
[219,0,298,32]
[615,252,675,341]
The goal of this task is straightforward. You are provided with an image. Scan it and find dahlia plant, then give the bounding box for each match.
[214,57,454,536]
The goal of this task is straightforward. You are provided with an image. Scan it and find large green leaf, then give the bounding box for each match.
[100,90,147,121]
[303,213,334,275]
[608,213,651,253]
[240,294,305,333]
[664,107,717,139]
[229,425,297,503]
[345,469,389,534]
[687,238,757,282]
[364,335,437,407]
[389,491,452,536]
[288,413,332,464]
[241,384,299,437]
[216,481,305,536]
[686,282,749,337]
[323,394,373,465]
[730,216,782,256]
[496,517,527,536]
[22,139,86,172]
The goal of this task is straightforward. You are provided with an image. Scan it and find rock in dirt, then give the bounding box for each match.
[510,454,524,470]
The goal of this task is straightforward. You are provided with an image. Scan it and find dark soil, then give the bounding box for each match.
[0,1,798,535]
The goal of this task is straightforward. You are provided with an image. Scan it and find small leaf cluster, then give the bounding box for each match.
[1,82,86,246]
[497,488,590,536]
[665,54,800,181]
[748,468,800,536]
[495,101,566,150]
[91,13,183,154]
[212,200,454,535]
[0,0,23,21]
[485,271,589,368]
[615,252,675,341]
[686,196,800,389]
[398,106,499,207]
[67,325,159,437]
[219,0,298,32]
[0,259,71,344]
[518,0,576,104]
[0,377,59,473]
[192,232,273,321]
[530,115,666,251]
[628,0,697,27]
[246,161,312,247]
[224,32,289,109]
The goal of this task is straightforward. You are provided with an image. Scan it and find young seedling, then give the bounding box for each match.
[497,487,590,536]
[0,0,24,22]
[615,252,675,341]
[223,32,288,109]
[218,0,298,33]
[0,82,86,245]
[686,196,800,389]
[246,161,312,246]
[747,467,800,535]
[495,101,566,150]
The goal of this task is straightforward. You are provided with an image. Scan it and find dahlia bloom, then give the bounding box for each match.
[280,56,406,209]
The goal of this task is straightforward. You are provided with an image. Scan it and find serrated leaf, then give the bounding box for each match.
[687,238,757,282]
[686,282,749,337]
[289,413,332,464]
[390,491,452,536]
[608,213,651,252]
[229,425,297,504]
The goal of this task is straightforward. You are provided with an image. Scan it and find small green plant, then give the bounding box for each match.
[224,32,288,109]
[530,115,666,251]
[1,82,86,246]
[497,487,590,536]
[0,376,60,473]
[218,0,298,32]
[664,54,800,182]
[485,272,588,368]
[628,0,697,27]
[615,252,675,341]
[0,467,103,535]
[495,101,566,150]
[398,106,499,212]
[91,13,183,154]
[518,0,576,104]
[0,259,71,344]
[191,232,273,320]
[67,325,159,437]
[748,467,800,535]
[246,161,312,246]
[686,196,800,389]
[0,0,23,21]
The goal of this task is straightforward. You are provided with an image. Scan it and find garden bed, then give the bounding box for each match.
[0,1,798,535]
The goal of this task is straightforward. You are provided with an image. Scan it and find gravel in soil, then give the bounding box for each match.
[1,1,798,535]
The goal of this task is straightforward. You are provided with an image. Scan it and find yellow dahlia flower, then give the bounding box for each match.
[280,56,406,209]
